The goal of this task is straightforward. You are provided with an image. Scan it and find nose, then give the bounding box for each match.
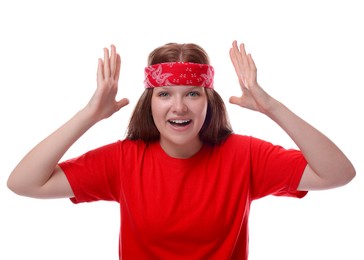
[172,96,188,114]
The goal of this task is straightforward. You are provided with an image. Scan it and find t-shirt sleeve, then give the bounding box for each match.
[249,137,308,200]
[58,141,122,204]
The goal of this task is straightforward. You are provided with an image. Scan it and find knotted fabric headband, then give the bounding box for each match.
[144,62,214,89]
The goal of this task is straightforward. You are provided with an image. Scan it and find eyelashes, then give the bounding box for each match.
[156,91,201,98]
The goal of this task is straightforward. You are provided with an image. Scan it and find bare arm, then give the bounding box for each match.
[229,41,355,190]
[7,45,129,199]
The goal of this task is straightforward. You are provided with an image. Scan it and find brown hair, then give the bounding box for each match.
[126,43,233,145]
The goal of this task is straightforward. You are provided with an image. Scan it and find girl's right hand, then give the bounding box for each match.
[85,45,129,123]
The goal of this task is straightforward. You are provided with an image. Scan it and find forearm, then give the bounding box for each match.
[266,100,355,187]
[229,41,355,189]
[7,108,96,194]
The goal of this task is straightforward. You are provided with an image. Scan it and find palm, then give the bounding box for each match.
[229,41,271,113]
[87,45,129,122]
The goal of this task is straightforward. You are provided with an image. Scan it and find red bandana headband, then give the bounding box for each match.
[144,62,214,89]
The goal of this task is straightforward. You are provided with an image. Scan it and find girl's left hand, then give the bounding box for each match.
[229,40,274,114]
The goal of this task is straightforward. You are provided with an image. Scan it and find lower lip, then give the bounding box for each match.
[168,122,192,132]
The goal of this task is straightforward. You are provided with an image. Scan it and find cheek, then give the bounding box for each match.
[151,99,156,118]
[151,96,159,116]
[151,98,165,125]
[198,100,208,120]
[150,101,158,124]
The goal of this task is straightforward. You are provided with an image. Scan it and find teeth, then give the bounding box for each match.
[169,119,190,124]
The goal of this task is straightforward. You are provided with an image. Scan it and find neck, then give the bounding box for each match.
[159,139,203,159]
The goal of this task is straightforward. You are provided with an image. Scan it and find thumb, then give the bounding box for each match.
[229,96,241,106]
[116,98,129,111]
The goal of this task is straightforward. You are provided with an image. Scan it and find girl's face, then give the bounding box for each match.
[151,85,208,158]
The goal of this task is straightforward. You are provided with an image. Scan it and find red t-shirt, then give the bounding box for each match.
[59,134,307,259]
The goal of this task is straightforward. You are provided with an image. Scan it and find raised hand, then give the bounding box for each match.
[229,41,273,114]
[7,45,130,199]
[86,45,129,122]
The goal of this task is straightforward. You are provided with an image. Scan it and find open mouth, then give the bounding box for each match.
[168,119,192,127]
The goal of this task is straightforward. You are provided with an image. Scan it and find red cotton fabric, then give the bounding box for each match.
[59,134,308,260]
[144,62,214,89]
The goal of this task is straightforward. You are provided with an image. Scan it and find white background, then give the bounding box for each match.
[1,0,363,259]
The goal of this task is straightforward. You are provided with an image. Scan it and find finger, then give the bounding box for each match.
[247,54,257,84]
[229,96,242,106]
[229,47,245,87]
[230,45,242,75]
[231,41,243,72]
[229,47,239,75]
[110,45,117,78]
[103,47,110,78]
[247,53,257,72]
[231,41,247,81]
[236,42,250,76]
[115,54,121,82]
[116,98,129,111]
[97,58,104,82]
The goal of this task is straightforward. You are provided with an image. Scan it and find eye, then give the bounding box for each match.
[187,91,200,97]
[157,92,169,97]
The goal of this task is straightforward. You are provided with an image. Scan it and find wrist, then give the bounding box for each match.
[76,107,100,128]
[263,99,286,120]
